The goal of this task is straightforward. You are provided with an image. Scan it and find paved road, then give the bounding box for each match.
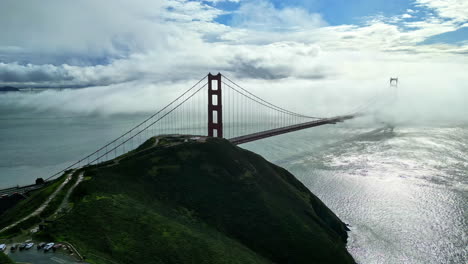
[0,184,44,196]
[6,248,83,264]
[0,171,74,233]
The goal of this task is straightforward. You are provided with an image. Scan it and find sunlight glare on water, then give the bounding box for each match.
[244,124,468,264]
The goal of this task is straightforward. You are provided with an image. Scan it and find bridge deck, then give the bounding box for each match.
[229,114,356,145]
[0,183,45,196]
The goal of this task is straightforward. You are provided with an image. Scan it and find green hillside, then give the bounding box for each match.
[0,252,15,264]
[41,136,355,264]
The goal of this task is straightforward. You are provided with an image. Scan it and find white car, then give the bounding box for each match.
[0,244,6,251]
[25,242,34,249]
[44,242,54,251]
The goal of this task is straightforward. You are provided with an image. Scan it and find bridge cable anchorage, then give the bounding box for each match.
[45,75,208,181]
[221,74,323,119]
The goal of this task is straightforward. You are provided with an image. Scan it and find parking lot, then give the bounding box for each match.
[5,247,83,264]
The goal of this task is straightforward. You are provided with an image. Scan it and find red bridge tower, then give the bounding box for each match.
[208,73,223,138]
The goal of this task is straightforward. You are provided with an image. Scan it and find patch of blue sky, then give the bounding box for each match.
[315,0,418,25]
[420,27,468,45]
[196,0,466,45]
[213,12,234,26]
[203,0,240,11]
[208,0,422,26]
[203,0,239,25]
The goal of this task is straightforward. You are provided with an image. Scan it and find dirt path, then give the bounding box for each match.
[55,172,84,214]
[0,170,74,233]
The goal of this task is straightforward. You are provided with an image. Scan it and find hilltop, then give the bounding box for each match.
[36,136,355,264]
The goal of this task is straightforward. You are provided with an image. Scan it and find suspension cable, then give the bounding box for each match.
[45,75,207,180]
[85,83,208,166]
[222,81,324,120]
[222,74,322,119]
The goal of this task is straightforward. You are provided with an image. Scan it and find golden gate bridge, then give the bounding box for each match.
[24,73,393,183]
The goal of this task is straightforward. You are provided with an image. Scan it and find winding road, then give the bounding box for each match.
[0,170,83,233]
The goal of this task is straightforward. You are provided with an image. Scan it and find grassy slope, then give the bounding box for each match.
[50,193,269,264]
[0,170,82,238]
[0,252,15,263]
[39,170,81,219]
[0,174,68,236]
[44,138,355,264]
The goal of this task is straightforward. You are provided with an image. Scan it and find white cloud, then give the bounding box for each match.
[0,0,170,59]
[415,0,468,23]
[0,0,467,124]
[205,0,240,4]
[230,0,326,31]
[3,52,467,125]
[163,0,224,22]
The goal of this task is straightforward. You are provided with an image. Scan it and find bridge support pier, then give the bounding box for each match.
[208,73,223,138]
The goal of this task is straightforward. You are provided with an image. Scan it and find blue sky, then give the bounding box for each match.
[209,0,466,44]
[212,0,414,25]
[422,27,468,45]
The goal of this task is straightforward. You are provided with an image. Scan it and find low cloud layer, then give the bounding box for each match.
[0,0,467,124]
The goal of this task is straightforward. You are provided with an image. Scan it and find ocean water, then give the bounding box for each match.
[245,125,468,264]
[0,93,467,263]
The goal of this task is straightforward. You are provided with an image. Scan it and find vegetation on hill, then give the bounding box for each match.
[0,170,80,238]
[0,194,25,216]
[0,252,15,263]
[38,137,355,264]
[0,175,67,236]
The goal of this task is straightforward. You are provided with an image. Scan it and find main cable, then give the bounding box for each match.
[222,74,322,119]
[45,75,208,180]
[222,81,325,120]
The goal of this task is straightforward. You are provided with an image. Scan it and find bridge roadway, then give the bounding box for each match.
[0,183,45,196]
[0,115,358,194]
[229,114,357,145]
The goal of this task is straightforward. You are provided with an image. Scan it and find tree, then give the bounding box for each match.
[36,178,45,185]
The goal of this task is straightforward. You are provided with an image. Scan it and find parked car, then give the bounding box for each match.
[0,244,6,251]
[19,243,27,250]
[10,244,18,251]
[25,242,34,249]
[52,244,62,252]
[37,242,46,249]
[44,242,54,252]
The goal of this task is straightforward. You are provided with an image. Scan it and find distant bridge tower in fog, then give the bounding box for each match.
[389,77,399,103]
